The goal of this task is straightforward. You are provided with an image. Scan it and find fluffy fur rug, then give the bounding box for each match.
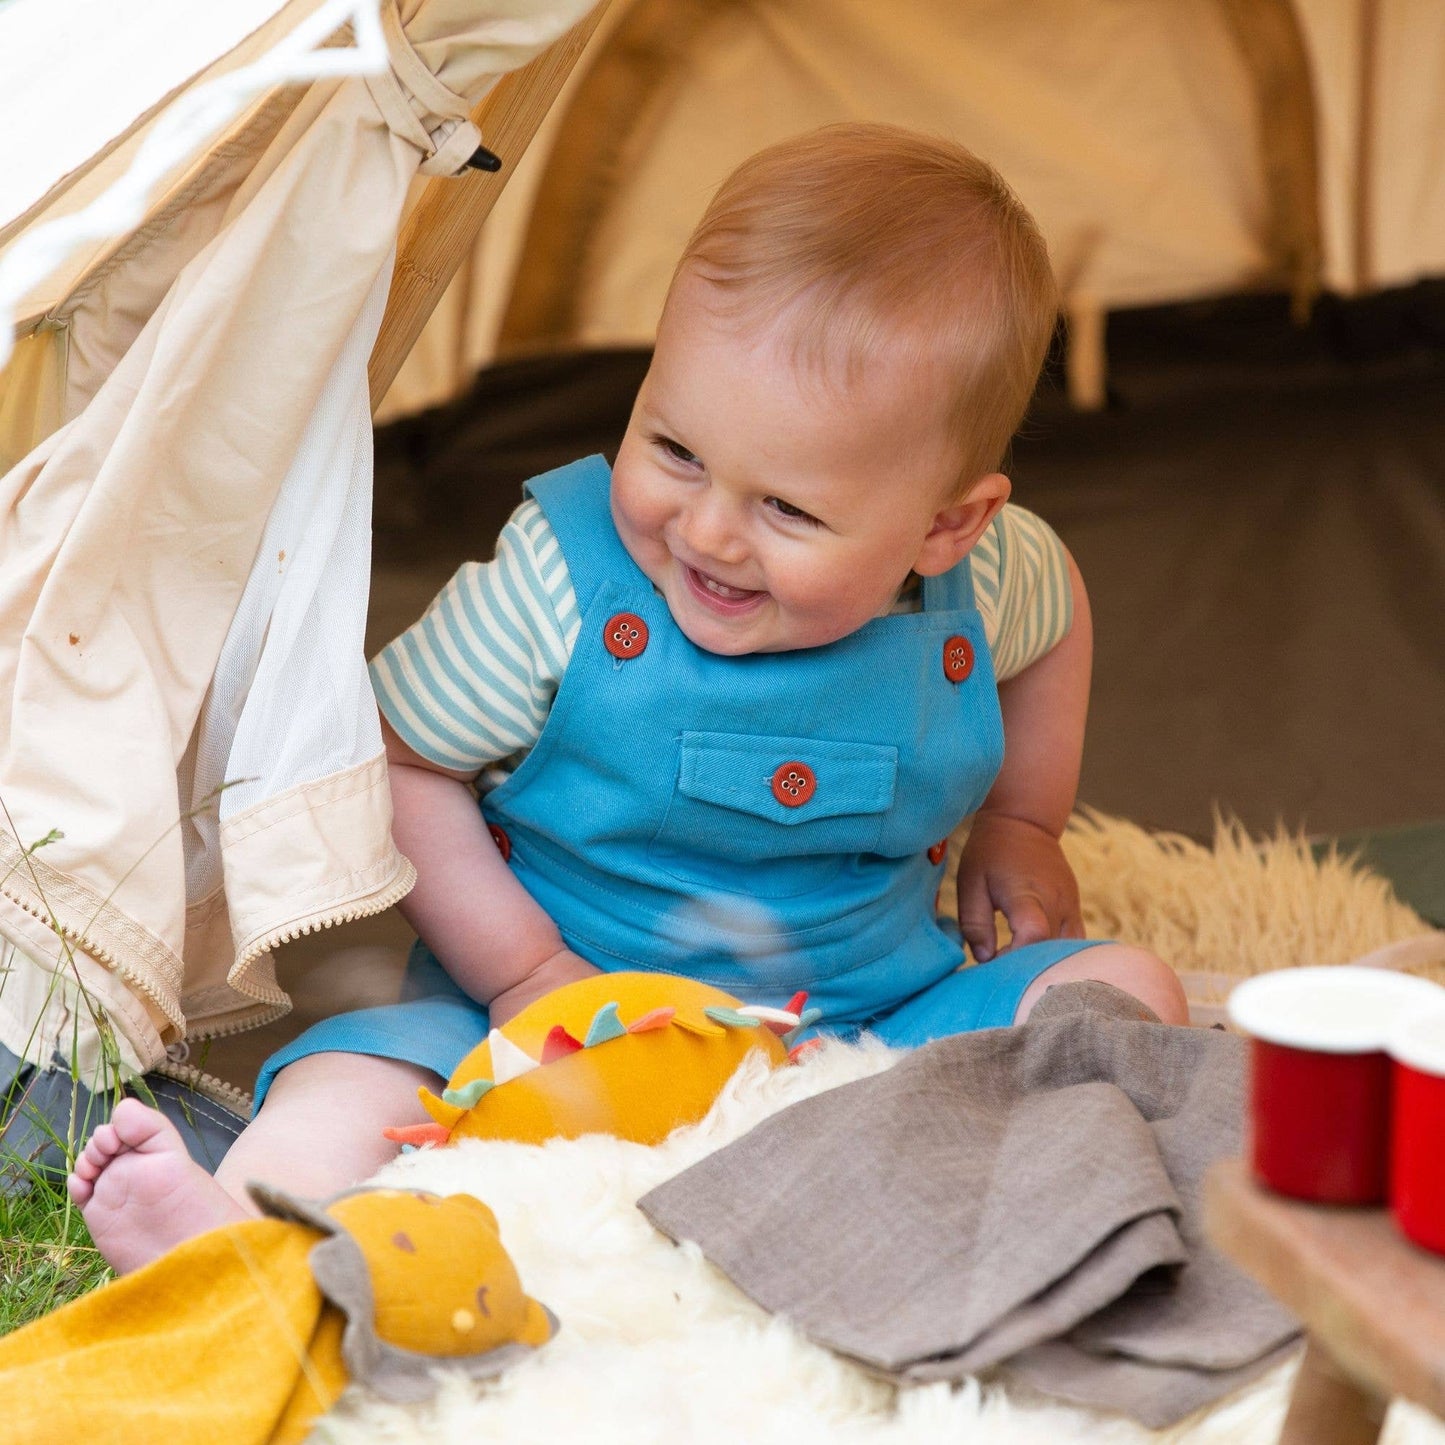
[315,813,1445,1445]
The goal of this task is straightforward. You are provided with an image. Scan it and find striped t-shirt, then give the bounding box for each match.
[371,498,1074,775]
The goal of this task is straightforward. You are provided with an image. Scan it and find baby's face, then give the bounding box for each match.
[612,273,963,655]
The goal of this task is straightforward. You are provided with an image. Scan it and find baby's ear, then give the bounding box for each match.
[912,472,1011,577]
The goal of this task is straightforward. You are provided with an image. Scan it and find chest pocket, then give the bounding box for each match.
[650,731,897,899]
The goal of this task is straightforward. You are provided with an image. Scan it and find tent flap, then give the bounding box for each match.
[0,0,598,1074]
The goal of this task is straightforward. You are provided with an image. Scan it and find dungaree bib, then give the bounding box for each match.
[254,457,1102,1106]
[480,456,1001,1023]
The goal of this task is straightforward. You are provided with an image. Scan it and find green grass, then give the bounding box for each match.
[0,789,243,1336]
[0,1165,112,1337]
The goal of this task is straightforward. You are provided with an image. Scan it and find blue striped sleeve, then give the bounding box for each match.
[972,504,1074,681]
[370,500,580,772]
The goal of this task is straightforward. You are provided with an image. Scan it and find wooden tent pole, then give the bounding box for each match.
[367,3,608,413]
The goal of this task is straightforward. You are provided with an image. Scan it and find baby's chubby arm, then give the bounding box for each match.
[381,717,599,1025]
[954,549,1090,961]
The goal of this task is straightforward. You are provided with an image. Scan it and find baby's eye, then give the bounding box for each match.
[657,437,700,467]
[764,496,819,525]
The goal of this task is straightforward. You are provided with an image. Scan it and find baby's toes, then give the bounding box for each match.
[73,1122,122,1177]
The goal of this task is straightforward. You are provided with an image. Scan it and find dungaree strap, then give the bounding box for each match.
[524,454,638,611]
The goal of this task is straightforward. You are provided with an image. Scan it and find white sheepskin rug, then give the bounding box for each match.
[313,814,1445,1445]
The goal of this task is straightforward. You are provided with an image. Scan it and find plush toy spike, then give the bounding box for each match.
[672,1013,726,1038]
[415,1089,465,1131]
[583,1002,627,1048]
[784,990,809,1016]
[781,1006,823,1048]
[489,1028,539,1084]
[626,1006,675,1033]
[787,1037,825,1064]
[540,1025,584,1064]
[704,1006,760,1029]
[443,1078,494,1109]
[381,1122,451,1147]
[737,1004,801,1035]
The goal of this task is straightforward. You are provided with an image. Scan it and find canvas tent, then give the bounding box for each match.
[1,0,1442,1092]
[379,0,1445,420]
[0,0,600,1088]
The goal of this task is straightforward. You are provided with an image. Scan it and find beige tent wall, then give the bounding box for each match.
[381,0,1287,415]
[1295,0,1445,294]
[1363,0,1445,288]
[380,0,1445,421]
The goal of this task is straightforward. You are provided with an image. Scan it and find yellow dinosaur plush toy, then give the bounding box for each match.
[0,1184,555,1445]
[385,972,818,1149]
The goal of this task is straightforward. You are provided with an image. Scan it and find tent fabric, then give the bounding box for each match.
[0,0,596,1079]
[376,0,1445,422]
[0,0,365,473]
[0,0,326,240]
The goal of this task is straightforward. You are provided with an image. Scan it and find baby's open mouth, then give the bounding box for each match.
[684,565,764,611]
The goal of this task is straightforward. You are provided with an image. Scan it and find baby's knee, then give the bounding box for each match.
[1081,944,1189,1025]
[1016,943,1189,1026]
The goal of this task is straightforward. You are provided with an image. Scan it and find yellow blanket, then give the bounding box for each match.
[0,1187,553,1445]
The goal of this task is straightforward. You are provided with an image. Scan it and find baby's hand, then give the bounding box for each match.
[954,812,1083,962]
[487,948,600,1027]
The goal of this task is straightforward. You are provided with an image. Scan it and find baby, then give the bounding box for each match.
[72,123,1186,1273]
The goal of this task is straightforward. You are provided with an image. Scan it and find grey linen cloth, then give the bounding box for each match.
[639,981,1300,1427]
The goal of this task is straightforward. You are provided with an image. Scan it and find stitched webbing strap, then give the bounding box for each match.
[364,0,483,177]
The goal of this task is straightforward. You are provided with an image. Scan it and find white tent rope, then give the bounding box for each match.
[0,0,387,371]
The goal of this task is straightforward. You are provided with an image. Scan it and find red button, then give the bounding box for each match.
[771,761,816,807]
[603,612,648,659]
[942,635,974,682]
[927,840,948,865]
[488,824,511,861]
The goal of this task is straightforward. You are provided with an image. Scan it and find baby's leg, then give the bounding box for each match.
[213,1052,441,1202]
[69,1052,441,1275]
[1014,943,1189,1025]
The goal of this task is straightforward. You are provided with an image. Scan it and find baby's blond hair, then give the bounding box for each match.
[672,123,1058,493]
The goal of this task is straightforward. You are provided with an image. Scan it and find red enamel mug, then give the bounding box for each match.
[1389,1003,1445,1253]
[1228,967,1445,1204]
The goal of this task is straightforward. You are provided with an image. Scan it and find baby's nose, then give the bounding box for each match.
[679,495,747,563]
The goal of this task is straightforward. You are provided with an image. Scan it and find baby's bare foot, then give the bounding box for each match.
[67,1098,248,1274]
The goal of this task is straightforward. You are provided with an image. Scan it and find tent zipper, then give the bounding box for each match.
[151,1055,255,1118]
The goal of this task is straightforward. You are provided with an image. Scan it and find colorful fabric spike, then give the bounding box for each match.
[626,1006,676,1033]
[488,1028,540,1084]
[442,1078,494,1108]
[672,1013,725,1038]
[583,1001,627,1048]
[737,1004,799,1035]
[784,991,809,1016]
[540,1025,584,1063]
[703,1006,761,1029]
[381,1122,451,1147]
[781,1007,824,1048]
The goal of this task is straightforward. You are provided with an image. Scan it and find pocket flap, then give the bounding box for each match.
[677,731,897,824]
